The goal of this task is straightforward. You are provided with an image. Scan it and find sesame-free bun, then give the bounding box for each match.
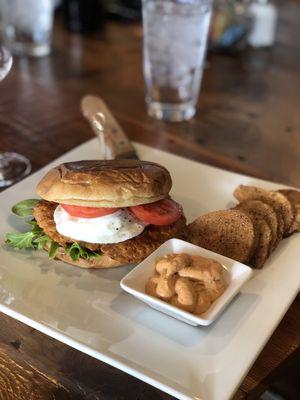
[36,160,172,207]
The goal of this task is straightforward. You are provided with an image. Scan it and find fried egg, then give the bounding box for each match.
[54,205,147,244]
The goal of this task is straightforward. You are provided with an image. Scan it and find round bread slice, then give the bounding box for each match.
[188,209,255,264]
[250,220,272,269]
[44,243,121,269]
[36,160,172,208]
[235,200,278,254]
[279,189,300,234]
[234,185,293,238]
[237,208,272,269]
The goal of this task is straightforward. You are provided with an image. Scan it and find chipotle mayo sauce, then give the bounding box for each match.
[146,253,227,315]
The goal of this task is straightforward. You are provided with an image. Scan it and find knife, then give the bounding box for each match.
[81,95,139,160]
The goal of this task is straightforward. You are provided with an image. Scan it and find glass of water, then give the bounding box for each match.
[142,0,212,122]
[0,0,55,57]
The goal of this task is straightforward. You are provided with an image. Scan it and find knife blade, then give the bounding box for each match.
[81,95,139,160]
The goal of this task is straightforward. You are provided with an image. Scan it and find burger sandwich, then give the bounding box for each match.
[6,159,187,268]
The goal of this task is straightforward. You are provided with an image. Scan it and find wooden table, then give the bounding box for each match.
[0,2,299,399]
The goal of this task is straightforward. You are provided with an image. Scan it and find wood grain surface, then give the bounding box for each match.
[0,1,299,399]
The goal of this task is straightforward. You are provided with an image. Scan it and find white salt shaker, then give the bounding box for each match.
[248,0,278,47]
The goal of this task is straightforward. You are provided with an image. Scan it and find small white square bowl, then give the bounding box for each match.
[120,239,253,326]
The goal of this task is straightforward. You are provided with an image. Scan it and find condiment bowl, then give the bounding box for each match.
[120,239,253,326]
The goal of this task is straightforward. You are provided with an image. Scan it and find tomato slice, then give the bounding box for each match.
[130,199,182,226]
[61,204,119,219]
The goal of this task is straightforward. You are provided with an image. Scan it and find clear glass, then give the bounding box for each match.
[142,0,212,122]
[0,0,54,57]
[0,47,31,187]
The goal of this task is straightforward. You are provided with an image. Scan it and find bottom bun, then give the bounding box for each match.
[45,245,122,269]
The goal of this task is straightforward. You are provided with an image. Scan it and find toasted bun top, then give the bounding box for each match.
[36,159,172,207]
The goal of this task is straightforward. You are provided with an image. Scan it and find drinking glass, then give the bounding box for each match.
[0,47,31,187]
[0,0,55,57]
[142,0,212,122]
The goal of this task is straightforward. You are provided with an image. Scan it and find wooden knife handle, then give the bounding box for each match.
[81,95,135,159]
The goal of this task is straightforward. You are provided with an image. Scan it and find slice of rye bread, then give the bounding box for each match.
[278,189,300,234]
[250,220,272,269]
[233,185,293,238]
[235,200,278,254]
[237,208,272,269]
[188,209,256,264]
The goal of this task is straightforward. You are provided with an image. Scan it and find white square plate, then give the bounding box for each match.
[121,239,253,326]
[0,139,300,400]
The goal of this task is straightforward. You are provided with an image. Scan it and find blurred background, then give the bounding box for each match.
[0,0,297,185]
[0,0,279,54]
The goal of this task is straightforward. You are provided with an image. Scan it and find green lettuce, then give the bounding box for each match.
[6,199,102,261]
[5,219,59,259]
[12,199,40,217]
[65,242,101,261]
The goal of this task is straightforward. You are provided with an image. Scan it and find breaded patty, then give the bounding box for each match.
[33,201,70,245]
[101,216,187,263]
[33,201,101,250]
[33,200,187,264]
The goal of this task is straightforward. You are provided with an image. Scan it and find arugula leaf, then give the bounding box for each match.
[34,235,50,251]
[6,218,99,262]
[67,242,81,261]
[27,219,38,227]
[6,218,59,259]
[49,241,59,259]
[12,199,40,217]
[66,242,101,261]
[27,219,44,235]
[5,231,35,249]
